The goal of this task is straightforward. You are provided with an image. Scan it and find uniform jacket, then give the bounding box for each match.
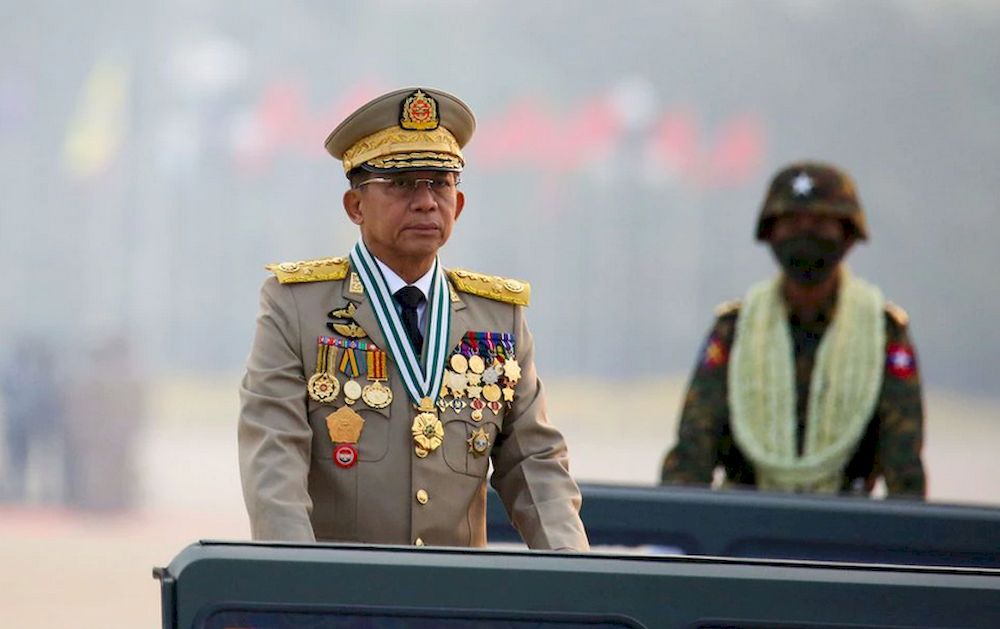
[238,257,589,549]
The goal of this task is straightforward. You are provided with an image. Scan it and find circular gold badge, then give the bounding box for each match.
[450,353,469,374]
[361,381,393,409]
[343,379,362,403]
[482,383,502,403]
[308,373,340,403]
[468,355,486,374]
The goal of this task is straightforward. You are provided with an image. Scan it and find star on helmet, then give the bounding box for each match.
[791,172,814,197]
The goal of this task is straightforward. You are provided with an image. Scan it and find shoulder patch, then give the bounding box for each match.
[714,299,741,318]
[885,302,909,326]
[266,256,349,284]
[447,269,530,306]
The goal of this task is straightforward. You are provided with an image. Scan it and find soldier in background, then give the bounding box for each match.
[0,335,65,503]
[661,162,926,497]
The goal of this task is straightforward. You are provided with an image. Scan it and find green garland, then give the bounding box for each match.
[728,270,885,492]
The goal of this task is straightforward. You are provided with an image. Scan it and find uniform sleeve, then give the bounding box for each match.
[876,318,927,498]
[660,316,733,485]
[238,277,316,541]
[489,306,590,551]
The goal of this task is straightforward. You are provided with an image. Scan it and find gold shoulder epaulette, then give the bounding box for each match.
[265,256,349,284]
[447,269,531,306]
[714,300,741,317]
[885,302,909,326]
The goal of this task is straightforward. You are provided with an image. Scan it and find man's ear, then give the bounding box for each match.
[453,190,465,222]
[343,189,363,225]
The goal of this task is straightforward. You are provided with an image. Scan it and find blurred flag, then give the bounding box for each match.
[62,58,130,179]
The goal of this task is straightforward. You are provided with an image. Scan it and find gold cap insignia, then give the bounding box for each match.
[324,87,475,175]
[400,90,439,131]
[326,406,365,443]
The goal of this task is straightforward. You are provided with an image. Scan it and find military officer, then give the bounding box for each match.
[660,162,926,497]
[238,87,589,550]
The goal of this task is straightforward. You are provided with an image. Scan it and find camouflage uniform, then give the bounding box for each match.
[661,162,926,497]
[660,299,926,496]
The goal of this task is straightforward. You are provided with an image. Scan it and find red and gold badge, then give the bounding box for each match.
[400,89,439,131]
[326,406,365,469]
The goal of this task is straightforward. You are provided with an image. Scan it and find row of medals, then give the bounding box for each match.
[417,352,522,459]
[409,350,523,459]
[306,348,392,409]
[307,343,521,460]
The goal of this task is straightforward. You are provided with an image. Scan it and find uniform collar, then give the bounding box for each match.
[372,255,434,302]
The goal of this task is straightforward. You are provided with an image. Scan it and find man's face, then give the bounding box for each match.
[768,212,853,285]
[343,170,465,263]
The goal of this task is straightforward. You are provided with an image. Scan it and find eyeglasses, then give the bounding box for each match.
[355,175,461,199]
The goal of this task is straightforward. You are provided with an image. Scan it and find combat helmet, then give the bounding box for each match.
[755,161,869,241]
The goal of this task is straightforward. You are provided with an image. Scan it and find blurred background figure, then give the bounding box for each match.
[62,334,146,512]
[0,335,66,504]
[660,163,925,497]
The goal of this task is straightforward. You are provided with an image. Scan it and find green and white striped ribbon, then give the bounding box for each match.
[349,239,451,407]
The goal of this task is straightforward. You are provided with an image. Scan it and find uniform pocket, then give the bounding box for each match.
[307,397,391,463]
[441,409,501,478]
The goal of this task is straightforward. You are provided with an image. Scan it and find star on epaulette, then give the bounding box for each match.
[447,269,530,306]
[266,256,349,284]
[714,300,741,318]
[885,302,909,326]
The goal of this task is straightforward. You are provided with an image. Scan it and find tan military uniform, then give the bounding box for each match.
[238,256,589,550]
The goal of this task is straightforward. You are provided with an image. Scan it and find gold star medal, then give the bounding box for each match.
[411,410,443,458]
[467,427,490,457]
[501,359,521,384]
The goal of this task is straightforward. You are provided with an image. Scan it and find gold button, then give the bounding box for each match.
[414,537,425,547]
[416,489,429,505]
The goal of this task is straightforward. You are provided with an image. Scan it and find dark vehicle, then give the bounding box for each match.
[155,540,1000,629]
[156,484,1000,628]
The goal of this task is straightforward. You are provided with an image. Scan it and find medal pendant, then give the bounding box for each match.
[308,373,340,403]
[467,427,490,456]
[502,359,522,384]
[488,400,502,416]
[482,365,500,385]
[412,412,444,453]
[482,383,502,403]
[451,398,468,412]
[502,386,515,402]
[361,380,393,409]
[450,353,469,374]
[343,379,362,405]
[468,355,486,374]
[471,409,484,422]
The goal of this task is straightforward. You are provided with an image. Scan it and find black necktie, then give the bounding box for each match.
[393,286,424,355]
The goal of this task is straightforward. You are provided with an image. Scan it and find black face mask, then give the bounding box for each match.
[771,235,846,285]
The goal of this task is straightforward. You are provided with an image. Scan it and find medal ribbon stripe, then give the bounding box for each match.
[349,240,451,405]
